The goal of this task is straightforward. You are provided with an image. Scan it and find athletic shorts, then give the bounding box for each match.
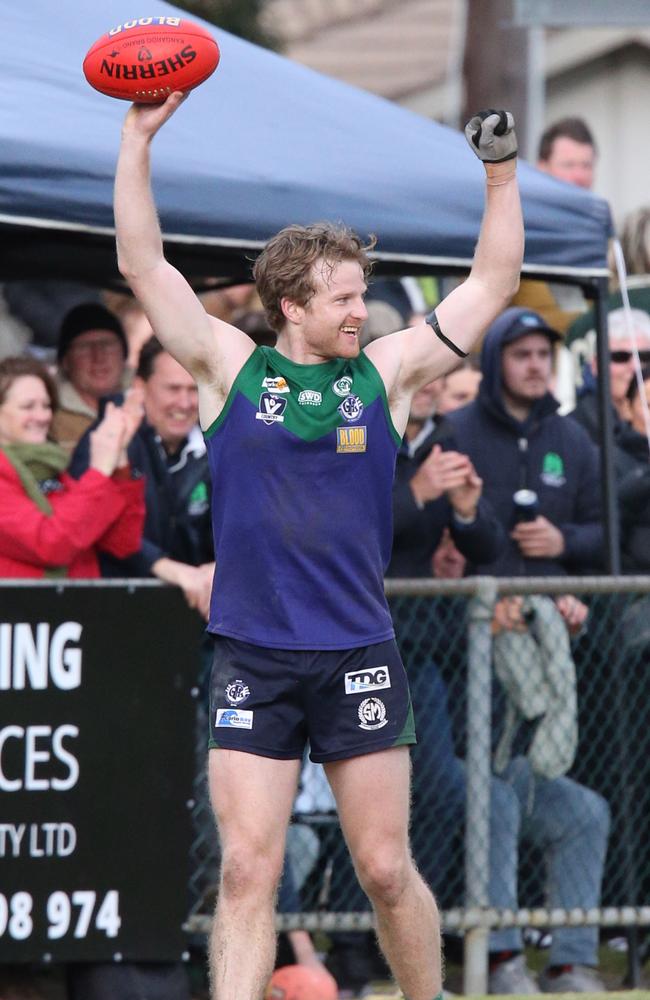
[207,635,416,763]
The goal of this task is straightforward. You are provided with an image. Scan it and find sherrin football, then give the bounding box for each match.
[83,16,220,103]
[265,964,338,1000]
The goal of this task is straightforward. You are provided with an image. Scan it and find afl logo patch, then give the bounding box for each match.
[338,394,363,422]
[256,392,287,425]
[332,375,353,397]
[358,697,388,731]
[225,679,251,706]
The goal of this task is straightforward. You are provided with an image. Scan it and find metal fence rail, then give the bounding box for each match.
[188,576,650,994]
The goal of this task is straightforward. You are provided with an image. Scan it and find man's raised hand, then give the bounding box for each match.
[122,91,188,141]
[465,109,517,164]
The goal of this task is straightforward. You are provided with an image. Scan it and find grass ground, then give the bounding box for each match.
[480,990,650,1000]
[360,991,649,1000]
[2,942,649,998]
[358,939,650,999]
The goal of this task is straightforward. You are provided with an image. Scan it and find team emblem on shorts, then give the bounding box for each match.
[358,697,388,731]
[256,392,287,425]
[215,708,253,730]
[338,395,364,422]
[332,375,353,397]
[225,679,251,706]
[262,376,290,393]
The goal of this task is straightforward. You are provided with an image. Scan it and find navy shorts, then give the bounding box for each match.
[208,635,416,763]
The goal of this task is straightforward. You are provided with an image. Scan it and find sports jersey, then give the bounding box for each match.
[204,346,401,649]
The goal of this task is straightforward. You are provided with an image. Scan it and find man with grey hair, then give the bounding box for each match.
[571,307,650,449]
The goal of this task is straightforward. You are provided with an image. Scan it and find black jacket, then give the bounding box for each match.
[617,422,650,573]
[70,401,213,576]
[445,327,604,577]
[571,381,636,480]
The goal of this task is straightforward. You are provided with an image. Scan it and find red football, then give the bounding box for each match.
[265,964,338,1000]
[83,15,220,103]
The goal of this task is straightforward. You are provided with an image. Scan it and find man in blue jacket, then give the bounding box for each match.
[446,308,609,994]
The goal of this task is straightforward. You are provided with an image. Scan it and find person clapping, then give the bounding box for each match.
[0,356,144,578]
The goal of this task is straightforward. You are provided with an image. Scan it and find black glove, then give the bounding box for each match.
[465,109,517,163]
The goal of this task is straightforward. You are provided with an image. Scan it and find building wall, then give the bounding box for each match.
[266,5,650,228]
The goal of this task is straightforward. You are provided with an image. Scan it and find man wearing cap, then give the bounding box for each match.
[446,306,603,577]
[51,302,129,453]
[444,307,610,994]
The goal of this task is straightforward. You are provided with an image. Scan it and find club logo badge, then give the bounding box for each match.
[358,697,388,731]
[540,451,566,487]
[225,679,251,706]
[332,375,353,397]
[338,394,364,422]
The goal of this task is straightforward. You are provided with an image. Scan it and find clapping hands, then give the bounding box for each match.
[410,444,482,519]
[89,388,144,477]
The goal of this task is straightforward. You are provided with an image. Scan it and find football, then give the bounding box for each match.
[265,964,338,1000]
[83,15,220,103]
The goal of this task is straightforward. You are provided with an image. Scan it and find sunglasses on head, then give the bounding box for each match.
[610,349,650,364]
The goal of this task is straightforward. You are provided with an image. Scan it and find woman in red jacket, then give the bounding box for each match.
[0,355,145,577]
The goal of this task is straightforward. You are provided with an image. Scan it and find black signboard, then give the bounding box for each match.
[0,582,199,962]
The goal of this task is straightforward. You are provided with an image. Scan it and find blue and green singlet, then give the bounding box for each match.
[204,346,402,649]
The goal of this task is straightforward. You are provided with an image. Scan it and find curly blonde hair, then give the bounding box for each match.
[252,222,376,333]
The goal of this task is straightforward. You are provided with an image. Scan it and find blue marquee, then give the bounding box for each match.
[0,0,612,282]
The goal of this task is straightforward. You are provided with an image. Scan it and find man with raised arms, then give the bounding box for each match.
[114,93,524,1000]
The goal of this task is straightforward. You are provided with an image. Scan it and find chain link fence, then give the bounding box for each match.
[186,577,650,992]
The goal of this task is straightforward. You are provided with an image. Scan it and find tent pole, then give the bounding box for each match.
[593,277,620,574]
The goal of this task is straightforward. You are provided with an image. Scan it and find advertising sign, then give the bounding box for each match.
[0,582,198,962]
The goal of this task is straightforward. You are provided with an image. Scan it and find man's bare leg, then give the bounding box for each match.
[326,747,441,1000]
[208,749,301,1000]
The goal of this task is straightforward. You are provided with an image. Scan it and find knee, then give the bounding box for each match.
[219,841,283,902]
[568,784,611,840]
[586,789,611,841]
[355,848,413,908]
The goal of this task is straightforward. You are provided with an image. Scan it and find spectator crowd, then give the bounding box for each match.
[2,115,650,998]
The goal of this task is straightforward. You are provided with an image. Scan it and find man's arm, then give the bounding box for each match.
[151,558,215,621]
[367,111,524,414]
[432,111,524,362]
[114,93,254,427]
[449,496,506,565]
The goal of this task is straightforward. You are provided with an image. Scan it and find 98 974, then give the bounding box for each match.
[0,890,120,940]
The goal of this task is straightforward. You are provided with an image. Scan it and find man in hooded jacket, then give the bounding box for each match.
[446,306,603,577]
[445,308,610,994]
